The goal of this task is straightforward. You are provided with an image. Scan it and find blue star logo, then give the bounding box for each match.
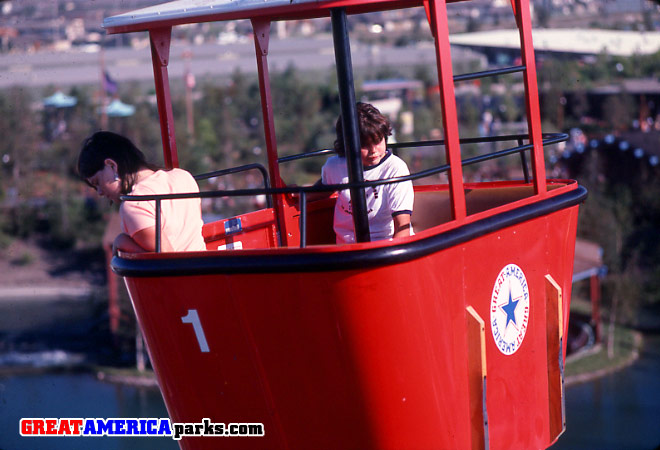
[501,288,519,329]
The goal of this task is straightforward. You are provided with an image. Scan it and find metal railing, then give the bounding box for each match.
[121,132,567,252]
[194,162,272,208]
[452,65,526,83]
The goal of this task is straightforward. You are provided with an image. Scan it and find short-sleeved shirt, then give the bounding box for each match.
[321,152,414,244]
[120,168,206,252]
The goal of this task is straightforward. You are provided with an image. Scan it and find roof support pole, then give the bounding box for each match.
[331,7,370,243]
[513,0,547,195]
[252,19,285,246]
[149,27,178,169]
[427,0,466,221]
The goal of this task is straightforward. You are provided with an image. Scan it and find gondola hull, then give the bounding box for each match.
[116,185,583,449]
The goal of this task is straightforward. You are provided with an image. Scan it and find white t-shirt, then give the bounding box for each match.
[321,152,414,244]
[120,168,206,252]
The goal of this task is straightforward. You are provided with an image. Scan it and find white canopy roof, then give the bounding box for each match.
[105,0,292,31]
[103,0,427,34]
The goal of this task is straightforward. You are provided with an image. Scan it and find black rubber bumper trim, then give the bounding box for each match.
[112,185,587,277]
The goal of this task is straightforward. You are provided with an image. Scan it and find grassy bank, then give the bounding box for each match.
[93,365,159,388]
[91,300,643,389]
[565,323,641,385]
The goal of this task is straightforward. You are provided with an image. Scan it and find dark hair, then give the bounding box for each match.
[334,102,392,157]
[78,131,159,194]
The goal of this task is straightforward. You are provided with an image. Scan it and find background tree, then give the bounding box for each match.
[602,93,637,132]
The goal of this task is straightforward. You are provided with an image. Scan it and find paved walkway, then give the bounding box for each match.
[0,285,94,301]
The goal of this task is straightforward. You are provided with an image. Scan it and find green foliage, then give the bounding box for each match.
[565,325,637,377]
[0,201,15,248]
[573,141,660,314]
[271,65,338,158]
[44,196,107,249]
[4,202,42,238]
[603,94,637,132]
[535,6,551,29]
[412,105,435,139]
[189,67,340,186]
[541,50,660,318]
[536,50,660,132]
[0,87,41,188]
[0,48,657,313]
[11,250,35,267]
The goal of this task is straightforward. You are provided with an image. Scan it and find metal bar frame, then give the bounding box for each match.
[299,191,307,248]
[155,198,162,252]
[428,0,466,221]
[114,187,587,277]
[331,7,371,243]
[252,18,286,246]
[149,27,179,169]
[132,0,554,252]
[514,0,547,195]
[195,163,273,208]
[453,64,526,83]
[279,133,566,162]
[123,132,568,252]
[518,138,530,183]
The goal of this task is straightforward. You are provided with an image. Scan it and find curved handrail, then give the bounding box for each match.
[113,185,588,274]
[279,132,567,161]
[122,132,569,251]
[453,65,526,83]
[194,162,272,208]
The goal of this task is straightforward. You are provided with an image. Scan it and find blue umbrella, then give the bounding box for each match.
[43,91,77,108]
[104,99,135,117]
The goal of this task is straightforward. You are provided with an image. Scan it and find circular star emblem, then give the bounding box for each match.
[490,264,530,355]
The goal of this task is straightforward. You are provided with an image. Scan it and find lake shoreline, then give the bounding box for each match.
[1,330,644,391]
[565,330,642,387]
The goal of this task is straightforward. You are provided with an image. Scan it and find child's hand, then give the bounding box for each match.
[285,184,299,203]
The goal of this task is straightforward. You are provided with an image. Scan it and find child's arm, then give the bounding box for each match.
[113,229,174,254]
[288,179,334,203]
[392,213,412,239]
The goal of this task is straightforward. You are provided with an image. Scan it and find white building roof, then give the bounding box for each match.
[449,29,660,57]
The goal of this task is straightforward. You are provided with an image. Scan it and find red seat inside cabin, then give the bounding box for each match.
[202,183,565,250]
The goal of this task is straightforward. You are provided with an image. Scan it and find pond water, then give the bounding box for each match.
[1,296,659,449]
[0,372,177,450]
[2,336,659,449]
[553,333,660,450]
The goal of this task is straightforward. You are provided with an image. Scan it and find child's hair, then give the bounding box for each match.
[78,131,159,195]
[334,102,392,157]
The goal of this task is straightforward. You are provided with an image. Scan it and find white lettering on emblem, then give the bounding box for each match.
[490,264,530,355]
